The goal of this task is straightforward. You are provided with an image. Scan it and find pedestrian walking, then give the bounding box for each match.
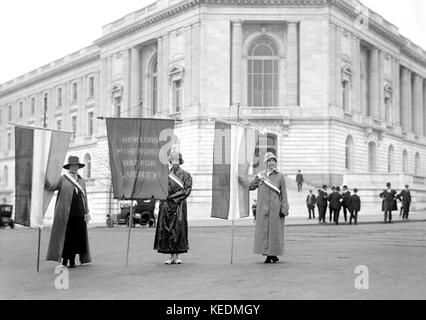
[249,152,289,264]
[154,152,193,265]
[380,182,397,224]
[349,188,361,225]
[397,185,412,220]
[317,185,328,224]
[46,156,91,268]
[252,199,257,222]
[296,170,304,192]
[342,186,351,223]
[306,190,317,220]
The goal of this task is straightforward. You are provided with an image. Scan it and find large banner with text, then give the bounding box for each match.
[106,118,175,200]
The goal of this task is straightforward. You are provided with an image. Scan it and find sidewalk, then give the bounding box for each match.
[85,210,426,229]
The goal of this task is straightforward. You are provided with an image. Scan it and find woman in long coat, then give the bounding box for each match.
[154,152,192,265]
[249,152,289,263]
[46,156,91,268]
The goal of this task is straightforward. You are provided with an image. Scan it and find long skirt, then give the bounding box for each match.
[153,200,188,254]
[62,215,88,260]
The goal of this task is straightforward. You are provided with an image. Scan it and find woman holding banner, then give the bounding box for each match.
[249,152,289,264]
[154,152,192,265]
[46,156,91,268]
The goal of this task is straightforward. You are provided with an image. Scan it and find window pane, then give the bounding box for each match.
[264,60,273,74]
[253,75,262,107]
[264,74,273,107]
[248,74,253,106]
[253,60,262,74]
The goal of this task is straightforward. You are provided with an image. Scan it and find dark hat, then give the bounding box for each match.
[169,152,184,165]
[336,187,341,192]
[353,188,358,193]
[386,182,391,187]
[63,156,85,170]
[343,185,348,189]
[405,185,409,188]
[322,185,328,189]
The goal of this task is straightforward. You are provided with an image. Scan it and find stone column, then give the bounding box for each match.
[368,47,380,119]
[423,79,426,136]
[393,59,400,126]
[286,21,299,106]
[191,22,201,111]
[161,34,170,113]
[231,20,243,106]
[413,74,424,136]
[157,36,163,116]
[130,47,141,117]
[184,25,193,109]
[400,68,412,132]
[352,36,361,113]
[121,49,131,117]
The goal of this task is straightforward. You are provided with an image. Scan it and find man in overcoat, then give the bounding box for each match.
[317,185,328,224]
[397,185,412,220]
[249,152,289,264]
[380,182,397,224]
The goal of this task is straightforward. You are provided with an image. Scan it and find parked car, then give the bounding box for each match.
[109,198,157,228]
[0,205,14,229]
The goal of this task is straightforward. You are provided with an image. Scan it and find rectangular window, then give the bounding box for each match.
[19,101,23,118]
[31,97,35,115]
[88,77,95,98]
[57,88,62,107]
[114,96,122,118]
[8,105,12,121]
[88,112,94,137]
[56,119,62,130]
[172,80,182,113]
[71,116,77,139]
[72,82,78,103]
[7,132,11,151]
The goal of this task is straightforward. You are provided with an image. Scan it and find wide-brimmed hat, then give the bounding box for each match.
[63,156,85,170]
[169,152,184,165]
[264,152,277,163]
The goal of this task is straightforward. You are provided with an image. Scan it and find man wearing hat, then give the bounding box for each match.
[317,185,328,224]
[380,182,397,224]
[154,152,193,265]
[397,185,412,220]
[249,152,289,264]
[341,186,351,223]
[46,156,91,268]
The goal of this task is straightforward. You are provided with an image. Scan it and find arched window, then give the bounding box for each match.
[149,55,158,115]
[368,142,377,173]
[345,136,355,171]
[403,149,408,173]
[84,154,91,179]
[3,166,8,188]
[247,37,279,107]
[415,152,421,175]
[388,145,395,173]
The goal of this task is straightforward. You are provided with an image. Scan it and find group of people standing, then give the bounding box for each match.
[47,151,290,268]
[308,186,361,225]
[380,183,412,223]
[47,152,193,268]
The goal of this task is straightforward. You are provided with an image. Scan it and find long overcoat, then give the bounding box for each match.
[46,175,91,263]
[154,166,192,254]
[249,169,289,257]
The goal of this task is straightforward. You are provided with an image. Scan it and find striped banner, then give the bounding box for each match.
[15,126,71,228]
[211,122,257,220]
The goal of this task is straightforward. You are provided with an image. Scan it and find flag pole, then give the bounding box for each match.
[36,228,41,272]
[230,103,241,265]
[125,200,134,267]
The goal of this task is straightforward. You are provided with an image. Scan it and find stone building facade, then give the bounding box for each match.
[1,0,426,223]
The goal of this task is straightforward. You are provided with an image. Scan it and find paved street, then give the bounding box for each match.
[1,221,425,300]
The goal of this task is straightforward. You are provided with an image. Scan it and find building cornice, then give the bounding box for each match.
[95,0,426,65]
[0,52,100,99]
